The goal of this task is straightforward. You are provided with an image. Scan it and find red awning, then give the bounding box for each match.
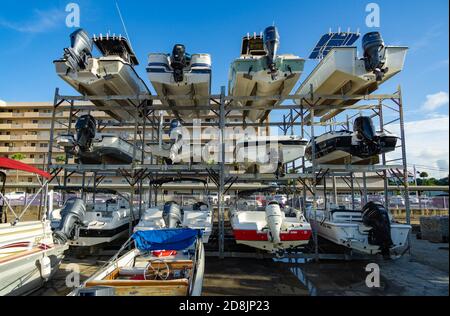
[0,158,51,179]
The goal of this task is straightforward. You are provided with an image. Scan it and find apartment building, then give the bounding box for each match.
[0,101,259,193]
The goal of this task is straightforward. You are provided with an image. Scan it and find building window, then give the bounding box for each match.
[32,120,38,124]
[30,154,35,159]
[28,178,33,183]
[40,143,47,148]
[31,143,36,147]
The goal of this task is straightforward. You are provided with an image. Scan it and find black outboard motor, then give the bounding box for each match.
[171,44,188,83]
[53,198,87,244]
[64,29,93,71]
[362,32,388,82]
[75,115,97,152]
[362,202,393,258]
[263,26,280,80]
[353,116,380,158]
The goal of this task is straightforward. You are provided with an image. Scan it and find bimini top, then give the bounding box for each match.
[133,229,203,252]
[0,158,51,179]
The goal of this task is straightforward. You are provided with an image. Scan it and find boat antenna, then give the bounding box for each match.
[115,1,134,48]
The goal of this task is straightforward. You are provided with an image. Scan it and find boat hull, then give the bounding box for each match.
[147,53,211,119]
[229,56,305,122]
[295,46,408,121]
[306,209,411,255]
[55,56,150,122]
[306,133,398,165]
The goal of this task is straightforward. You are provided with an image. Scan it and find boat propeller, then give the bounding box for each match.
[362,32,389,82]
[263,26,280,80]
[63,29,93,71]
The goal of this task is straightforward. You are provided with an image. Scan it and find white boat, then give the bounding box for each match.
[230,201,312,253]
[52,195,140,247]
[147,45,212,119]
[70,229,205,296]
[135,201,213,244]
[57,115,144,165]
[305,116,398,165]
[0,159,69,296]
[229,26,305,123]
[306,202,411,257]
[55,29,152,122]
[296,32,407,122]
[234,135,308,175]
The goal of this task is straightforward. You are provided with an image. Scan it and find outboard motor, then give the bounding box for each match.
[75,115,97,152]
[353,116,380,158]
[171,44,188,83]
[362,32,388,82]
[266,201,283,244]
[263,26,280,80]
[53,198,87,244]
[362,202,393,258]
[163,202,182,228]
[64,29,93,71]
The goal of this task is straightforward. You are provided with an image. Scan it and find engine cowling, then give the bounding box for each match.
[362,201,393,257]
[171,44,188,83]
[64,29,93,71]
[75,115,97,152]
[263,26,280,79]
[362,32,387,81]
[163,202,182,228]
[266,201,283,244]
[353,116,381,158]
[53,198,86,244]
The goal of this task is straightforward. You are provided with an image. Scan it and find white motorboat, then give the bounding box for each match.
[230,201,312,253]
[70,229,205,296]
[147,45,212,119]
[234,135,308,175]
[229,26,305,123]
[0,159,68,296]
[136,201,213,244]
[306,116,398,165]
[55,29,152,122]
[52,194,140,248]
[296,31,407,122]
[57,115,144,165]
[306,202,411,257]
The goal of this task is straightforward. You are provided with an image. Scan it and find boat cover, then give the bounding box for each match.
[133,228,202,251]
[0,158,51,179]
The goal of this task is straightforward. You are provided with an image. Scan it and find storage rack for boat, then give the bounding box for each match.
[46,86,411,260]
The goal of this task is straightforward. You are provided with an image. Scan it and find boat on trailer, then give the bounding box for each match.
[230,201,312,253]
[229,26,305,123]
[0,159,69,296]
[147,45,212,120]
[70,229,205,296]
[234,135,308,176]
[305,116,398,165]
[55,29,152,122]
[57,115,144,165]
[306,202,411,257]
[295,31,408,122]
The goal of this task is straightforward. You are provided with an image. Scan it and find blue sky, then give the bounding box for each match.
[0,0,448,176]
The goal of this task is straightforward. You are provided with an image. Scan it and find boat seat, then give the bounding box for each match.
[85,279,190,296]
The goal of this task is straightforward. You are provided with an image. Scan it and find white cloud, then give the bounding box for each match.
[422,91,449,112]
[388,116,449,177]
[0,8,65,33]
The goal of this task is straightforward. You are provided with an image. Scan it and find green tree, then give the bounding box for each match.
[55,155,66,163]
[419,172,429,179]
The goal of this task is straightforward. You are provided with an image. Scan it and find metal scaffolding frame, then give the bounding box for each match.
[46,85,410,260]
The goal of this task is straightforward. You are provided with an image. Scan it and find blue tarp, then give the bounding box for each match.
[132,229,203,252]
